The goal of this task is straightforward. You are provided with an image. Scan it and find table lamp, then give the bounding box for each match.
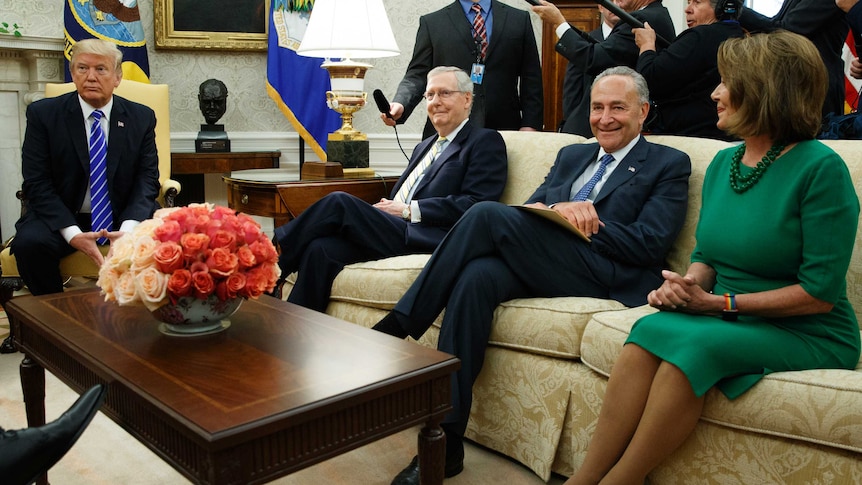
[298,0,400,172]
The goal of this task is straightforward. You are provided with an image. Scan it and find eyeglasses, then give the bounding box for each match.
[422,90,464,101]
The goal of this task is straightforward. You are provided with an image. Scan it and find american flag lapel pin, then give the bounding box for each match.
[628,166,635,172]
[117,121,125,128]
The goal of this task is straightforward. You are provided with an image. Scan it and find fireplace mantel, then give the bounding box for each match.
[0,35,65,240]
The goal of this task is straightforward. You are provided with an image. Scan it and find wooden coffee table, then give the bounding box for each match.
[7,288,458,485]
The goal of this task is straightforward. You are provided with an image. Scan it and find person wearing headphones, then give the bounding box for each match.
[634,0,745,140]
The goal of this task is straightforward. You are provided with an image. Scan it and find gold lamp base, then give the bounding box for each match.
[322,59,372,167]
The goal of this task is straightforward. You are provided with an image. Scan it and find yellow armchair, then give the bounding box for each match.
[0,80,179,352]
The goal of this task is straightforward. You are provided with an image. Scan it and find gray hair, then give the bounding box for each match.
[428,66,474,94]
[70,38,123,73]
[593,66,650,105]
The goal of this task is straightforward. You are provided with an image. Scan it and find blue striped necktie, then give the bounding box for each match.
[572,153,614,201]
[89,109,112,244]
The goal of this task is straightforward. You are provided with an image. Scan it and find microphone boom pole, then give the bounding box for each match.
[592,0,670,48]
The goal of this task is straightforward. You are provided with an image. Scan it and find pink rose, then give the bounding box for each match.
[153,241,184,274]
[153,219,182,243]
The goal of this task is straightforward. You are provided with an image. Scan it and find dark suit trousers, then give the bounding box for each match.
[391,202,615,434]
[11,214,90,295]
[274,192,417,312]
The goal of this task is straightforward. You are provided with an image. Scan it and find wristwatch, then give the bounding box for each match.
[722,292,738,321]
[402,206,411,220]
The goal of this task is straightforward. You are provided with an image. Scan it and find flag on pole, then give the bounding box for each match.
[843,31,862,113]
[267,0,340,161]
[63,0,150,83]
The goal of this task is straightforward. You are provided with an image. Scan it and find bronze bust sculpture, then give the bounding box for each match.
[196,79,230,152]
[199,79,228,125]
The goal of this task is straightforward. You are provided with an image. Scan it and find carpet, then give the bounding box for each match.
[0,311,565,484]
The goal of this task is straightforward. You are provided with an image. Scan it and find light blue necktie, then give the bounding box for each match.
[572,154,614,201]
[89,109,112,244]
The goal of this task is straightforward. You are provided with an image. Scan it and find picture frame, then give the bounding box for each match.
[153,0,269,51]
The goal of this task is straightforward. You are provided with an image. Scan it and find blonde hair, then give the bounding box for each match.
[70,38,123,73]
[717,31,826,142]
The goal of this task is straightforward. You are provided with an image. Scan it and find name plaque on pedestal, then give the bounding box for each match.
[196,124,231,153]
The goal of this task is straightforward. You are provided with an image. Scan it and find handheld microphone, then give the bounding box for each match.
[373,89,394,119]
[373,89,410,161]
[591,0,670,48]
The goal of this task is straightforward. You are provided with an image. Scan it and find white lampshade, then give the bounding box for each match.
[297,0,400,59]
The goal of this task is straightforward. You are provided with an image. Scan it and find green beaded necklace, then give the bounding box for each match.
[728,141,786,193]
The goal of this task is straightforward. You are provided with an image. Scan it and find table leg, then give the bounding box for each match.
[417,418,446,485]
[20,355,48,485]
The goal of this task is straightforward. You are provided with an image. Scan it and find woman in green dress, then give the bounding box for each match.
[565,31,861,485]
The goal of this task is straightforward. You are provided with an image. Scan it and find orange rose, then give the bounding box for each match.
[206,247,239,277]
[166,269,193,302]
[236,245,256,269]
[192,268,215,299]
[208,229,237,251]
[216,272,246,300]
[153,241,184,274]
[181,232,210,261]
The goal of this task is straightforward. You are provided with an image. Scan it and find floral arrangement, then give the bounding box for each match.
[98,203,281,312]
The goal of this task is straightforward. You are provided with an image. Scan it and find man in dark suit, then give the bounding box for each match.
[11,38,160,296]
[373,67,691,484]
[274,67,508,312]
[740,0,848,118]
[559,2,619,131]
[381,0,543,137]
[532,0,675,136]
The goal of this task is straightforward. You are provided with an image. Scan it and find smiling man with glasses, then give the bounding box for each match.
[272,66,508,313]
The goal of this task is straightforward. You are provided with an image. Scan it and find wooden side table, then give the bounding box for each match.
[171,151,280,205]
[224,171,401,227]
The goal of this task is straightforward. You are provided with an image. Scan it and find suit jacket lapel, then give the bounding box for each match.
[594,137,647,205]
[445,2,477,57]
[414,122,472,195]
[559,147,600,203]
[107,97,128,184]
[63,94,90,174]
[390,135,436,198]
[486,0,506,59]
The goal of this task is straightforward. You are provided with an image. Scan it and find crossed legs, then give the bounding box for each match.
[567,344,705,485]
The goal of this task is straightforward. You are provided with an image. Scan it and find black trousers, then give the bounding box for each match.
[392,201,615,434]
[274,192,422,312]
[11,213,93,295]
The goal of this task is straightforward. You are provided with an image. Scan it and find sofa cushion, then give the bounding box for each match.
[328,254,431,310]
[491,297,626,359]
[583,306,862,454]
[497,130,586,205]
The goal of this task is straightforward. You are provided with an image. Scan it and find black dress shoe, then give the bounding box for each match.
[372,312,409,339]
[0,335,16,354]
[390,454,464,485]
[0,384,107,485]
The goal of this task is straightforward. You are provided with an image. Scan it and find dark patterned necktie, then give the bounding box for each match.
[572,154,614,201]
[472,4,488,61]
[89,109,112,244]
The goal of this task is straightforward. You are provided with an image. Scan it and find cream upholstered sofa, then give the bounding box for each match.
[285,132,862,483]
